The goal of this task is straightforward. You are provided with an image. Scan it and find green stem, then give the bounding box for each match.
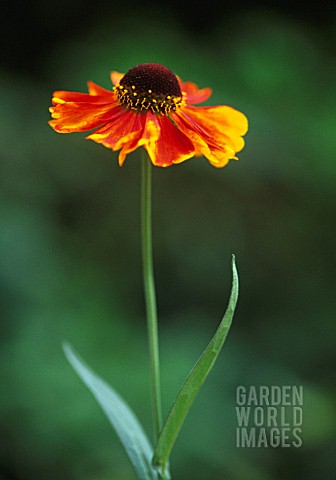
[141,151,163,444]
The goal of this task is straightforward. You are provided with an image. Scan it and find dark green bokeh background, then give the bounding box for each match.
[1,2,335,479]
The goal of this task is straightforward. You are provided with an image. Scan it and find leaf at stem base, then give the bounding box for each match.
[63,343,158,480]
[153,255,239,475]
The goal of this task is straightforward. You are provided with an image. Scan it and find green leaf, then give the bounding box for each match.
[153,255,239,476]
[63,343,158,480]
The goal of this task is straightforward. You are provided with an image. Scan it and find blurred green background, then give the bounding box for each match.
[1,1,335,479]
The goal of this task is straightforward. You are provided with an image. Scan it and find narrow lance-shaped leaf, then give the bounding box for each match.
[63,343,158,480]
[153,255,239,476]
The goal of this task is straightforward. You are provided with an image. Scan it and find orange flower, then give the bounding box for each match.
[49,63,248,167]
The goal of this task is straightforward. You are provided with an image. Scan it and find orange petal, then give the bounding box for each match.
[177,78,212,104]
[49,101,123,133]
[173,105,248,167]
[90,111,194,167]
[110,71,124,86]
[118,113,160,166]
[116,113,195,167]
[86,110,160,166]
[86,109,141,152]
[51,89,116,106]
[172,115,229,167]
[183,105,247,147]
[87,81,114,97]
[145,116,195,167]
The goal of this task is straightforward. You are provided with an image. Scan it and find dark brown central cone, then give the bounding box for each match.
[120,63,182,97]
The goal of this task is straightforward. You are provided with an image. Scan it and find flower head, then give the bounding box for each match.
[49,63,248,167]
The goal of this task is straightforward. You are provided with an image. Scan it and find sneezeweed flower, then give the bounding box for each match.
[53,63,245,480]
[49,63,248,167]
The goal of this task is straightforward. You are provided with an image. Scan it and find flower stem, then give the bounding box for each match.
[141,152,163,444]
